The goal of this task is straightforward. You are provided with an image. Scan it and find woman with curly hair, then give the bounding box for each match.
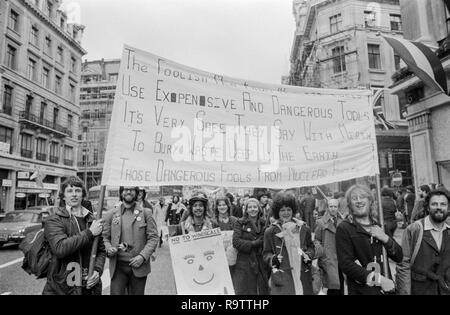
[263,191,315,295]
[232,198,269,295]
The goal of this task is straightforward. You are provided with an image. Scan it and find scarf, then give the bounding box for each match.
[183,216,214,234]
[274,218,305,295]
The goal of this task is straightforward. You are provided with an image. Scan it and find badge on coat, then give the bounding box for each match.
[134,210,139,215]
[136,217,142,222]
[112,215,120,225]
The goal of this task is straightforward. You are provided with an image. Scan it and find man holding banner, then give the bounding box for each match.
[336,185,403,295]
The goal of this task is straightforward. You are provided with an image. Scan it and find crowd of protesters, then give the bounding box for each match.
[39,176,450,295]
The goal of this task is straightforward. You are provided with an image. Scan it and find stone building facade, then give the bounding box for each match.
[0,0,86,211]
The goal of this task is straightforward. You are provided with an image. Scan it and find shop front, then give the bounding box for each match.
[14,179,58,210]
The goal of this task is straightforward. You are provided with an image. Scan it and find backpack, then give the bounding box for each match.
[19,229,52,279]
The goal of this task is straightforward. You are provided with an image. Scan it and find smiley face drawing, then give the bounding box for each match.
[183,250,216,287]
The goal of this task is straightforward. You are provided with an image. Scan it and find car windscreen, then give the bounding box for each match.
[2,212,36,223]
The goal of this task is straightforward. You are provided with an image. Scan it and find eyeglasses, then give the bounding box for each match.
[123,188,136,192]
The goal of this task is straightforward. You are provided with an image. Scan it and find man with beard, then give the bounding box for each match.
[396,188,450,295]
[336,185,403,295]
[103,186,159,295]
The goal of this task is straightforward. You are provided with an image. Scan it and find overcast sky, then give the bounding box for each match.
[71,0,295,84]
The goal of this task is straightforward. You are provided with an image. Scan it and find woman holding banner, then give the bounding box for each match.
[181,192,215,234]
[232,198,269,295]
[263,191,315,295]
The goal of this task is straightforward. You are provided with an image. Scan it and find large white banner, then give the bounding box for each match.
[102,45,379,188]
[168,228,235,295]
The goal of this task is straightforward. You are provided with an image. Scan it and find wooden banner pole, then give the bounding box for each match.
[87,185,106,278]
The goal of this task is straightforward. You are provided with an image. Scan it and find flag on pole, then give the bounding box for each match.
[30,168,45,188]
[382,34,448,94]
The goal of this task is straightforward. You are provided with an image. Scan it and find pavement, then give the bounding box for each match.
[0,240,177,295]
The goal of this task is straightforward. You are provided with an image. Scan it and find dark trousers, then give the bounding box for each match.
[304,210,315,231]
[384,220,397,238]
[110,261,147,295]
[327,289,342,295]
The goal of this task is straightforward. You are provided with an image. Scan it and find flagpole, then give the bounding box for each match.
[375,174,389,277]
[87,185,106,279]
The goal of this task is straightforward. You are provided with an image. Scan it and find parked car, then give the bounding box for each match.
[0,209,52,248]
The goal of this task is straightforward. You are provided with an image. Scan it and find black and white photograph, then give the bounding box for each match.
[0,0,450,301]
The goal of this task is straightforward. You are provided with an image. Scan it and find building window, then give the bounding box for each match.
[36,138,47,161]
[46,0,53,19]
[6,45,17,70]
[44,36,52,55]
[93,149,98,165]
[82,126,88,140]
[55,74,62,94]
[53,107,59,127]
[368,44,381,69]
[30,25,39,46]
[49,141,59,163]
[394,53,401,71]
[40,102,47,122]
[27,58,37,81]
[109,73,118,82]
[25,95,33,114]
[64,146,73,166]
[42,67,50,88]
[364,10,376,28]
[8,9,19,32]
[390,14,402,31]
[332,46,346,73]
[2,85,13,115]
[0,126,13,154]
[60,17,65,30]
[67,114,73,132]
[69,83,76,102]
[20,133,33,158]
[82,148,88,165]
[57,46,63,63]
[70,56,76,72]
[329,14,342,33]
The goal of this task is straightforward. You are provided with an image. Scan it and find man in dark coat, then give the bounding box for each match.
[43,176,105,295]
[396,188,450,295]
[299,191,317,231]
[336,185,403,295]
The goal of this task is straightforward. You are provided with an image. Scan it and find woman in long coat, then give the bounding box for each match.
[232,198,269,295]
[263,191,315,295]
